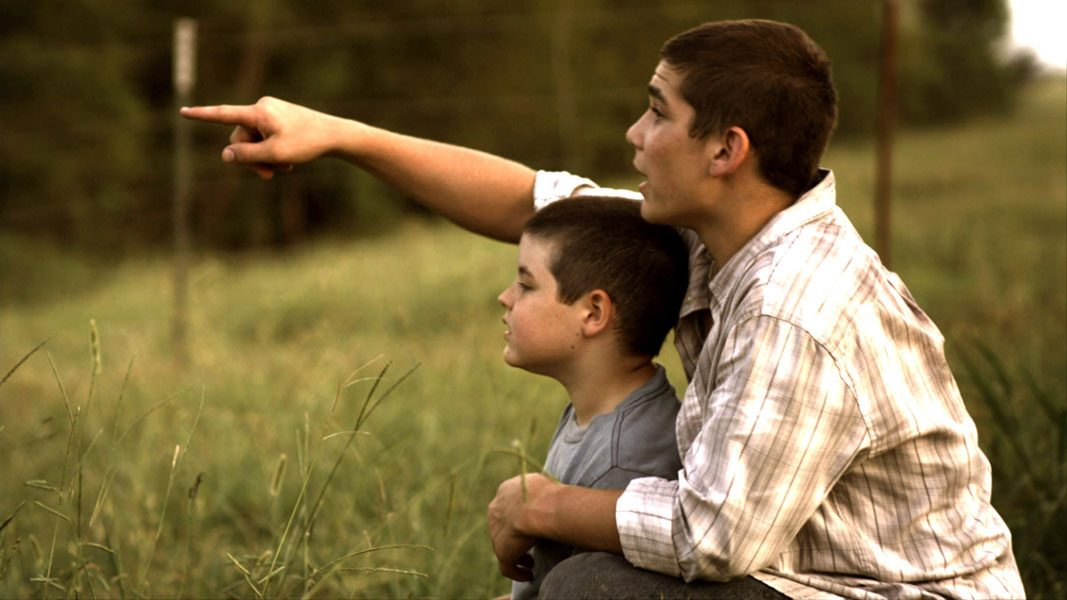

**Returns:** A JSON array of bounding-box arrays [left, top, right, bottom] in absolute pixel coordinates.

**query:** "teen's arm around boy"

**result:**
[[488, 473, 622, 582]]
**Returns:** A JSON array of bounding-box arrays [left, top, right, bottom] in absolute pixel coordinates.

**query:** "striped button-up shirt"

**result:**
[[534, 170, 1024, 599]]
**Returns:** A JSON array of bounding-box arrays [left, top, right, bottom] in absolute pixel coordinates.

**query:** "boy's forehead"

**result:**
[[649, 61, 683, 101], [517, 234, 557, 269], [519, 232, 556, 251]]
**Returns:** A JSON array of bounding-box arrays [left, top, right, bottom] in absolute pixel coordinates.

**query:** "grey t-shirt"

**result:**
[[511, 365, 682, 599]]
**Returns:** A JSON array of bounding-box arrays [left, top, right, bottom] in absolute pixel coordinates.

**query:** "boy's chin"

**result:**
[[502, 348, 522, 368], [502, 350, 552, 377], [639, 200, 677, 227]]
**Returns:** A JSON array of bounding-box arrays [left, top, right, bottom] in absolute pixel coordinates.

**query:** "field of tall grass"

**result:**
[[2, 79, 1064, 598]]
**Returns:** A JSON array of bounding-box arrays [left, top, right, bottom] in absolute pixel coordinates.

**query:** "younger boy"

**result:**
[[496, 196, 689, 599]]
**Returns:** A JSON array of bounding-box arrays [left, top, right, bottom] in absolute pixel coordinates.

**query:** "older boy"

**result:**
[[497, 196, 687, 599], [183, 18, 1023, 599]]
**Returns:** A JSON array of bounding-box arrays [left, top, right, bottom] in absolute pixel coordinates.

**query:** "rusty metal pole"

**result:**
[[173, 18, 196, 365], [550, 5, 580, 173], [875, 0, 899, 269]]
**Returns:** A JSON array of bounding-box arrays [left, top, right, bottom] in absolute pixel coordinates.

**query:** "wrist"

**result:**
[[327, 116, 370, 160], [516, 474, 560, 540]]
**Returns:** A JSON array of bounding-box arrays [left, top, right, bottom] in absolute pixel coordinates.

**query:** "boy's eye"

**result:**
[[650, 106, 665, 119], [516, 281, 531, 292]]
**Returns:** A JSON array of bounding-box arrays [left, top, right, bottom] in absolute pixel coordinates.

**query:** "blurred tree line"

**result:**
[[0, 0, 1036, 252]]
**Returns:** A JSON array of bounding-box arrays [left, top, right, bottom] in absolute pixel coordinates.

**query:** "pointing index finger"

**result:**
[[179, 104, 258, 127]]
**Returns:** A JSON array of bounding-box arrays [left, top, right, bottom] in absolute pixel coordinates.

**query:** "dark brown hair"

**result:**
[[522, 196, 688, 357], [661, 19, 838, 197]]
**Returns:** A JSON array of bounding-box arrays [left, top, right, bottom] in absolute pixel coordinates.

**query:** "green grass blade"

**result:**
[[356, 363, 420, 432], [138, 390, 204, 593], [0, 338, 49, 388], [112, 357, 134, 441], [353, 362, 391, 433], [313, 544, 434, 576], [336, 566, 429, 577], [226, 553, 263, 598], [309, 363, 419, 533], [0, 501, 27, 533], [86, 319, 101, 415], [42, 520, 60, 599], [267, 362, 419, 596], [44, 351, 74, 426]]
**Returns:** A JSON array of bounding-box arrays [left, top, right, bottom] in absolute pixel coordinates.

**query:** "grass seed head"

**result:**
[[89, 319, 101, 375], [270, 454, 288, 496]]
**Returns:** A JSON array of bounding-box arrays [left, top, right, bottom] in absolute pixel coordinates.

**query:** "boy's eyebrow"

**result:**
[[648, 84, 668, 105], [517, 265, 533, 278]]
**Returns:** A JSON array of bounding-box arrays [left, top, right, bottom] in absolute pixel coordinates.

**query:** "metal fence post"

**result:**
[[173, 18, 196, 364], [875, 0, 898, 269]]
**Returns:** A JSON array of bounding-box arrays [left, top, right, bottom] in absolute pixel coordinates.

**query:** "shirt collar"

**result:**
[[707, 169, 838, 305]]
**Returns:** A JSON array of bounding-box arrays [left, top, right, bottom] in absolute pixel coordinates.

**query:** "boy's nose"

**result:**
[[626, 117, 643, 149], [497, 289, 510, 308]]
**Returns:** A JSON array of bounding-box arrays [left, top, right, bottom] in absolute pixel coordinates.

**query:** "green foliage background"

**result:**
[[0, 0, 1036, 250]]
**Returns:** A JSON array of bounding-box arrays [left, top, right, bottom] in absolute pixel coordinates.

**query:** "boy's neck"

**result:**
[[560, 357, 658, 427], [692, 166, 796, 269]]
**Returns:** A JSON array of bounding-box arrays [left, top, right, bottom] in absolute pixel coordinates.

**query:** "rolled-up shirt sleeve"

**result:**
[[617, 477, 684, 575], [617, 314, 868, 582], [532, 170, 641, 209]]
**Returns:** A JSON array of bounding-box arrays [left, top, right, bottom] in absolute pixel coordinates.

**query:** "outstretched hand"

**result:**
[[180, 97, 341, 179]]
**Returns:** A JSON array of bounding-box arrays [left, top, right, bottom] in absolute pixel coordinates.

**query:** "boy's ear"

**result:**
[[580, 289, 614, 338], [707, 126, 751, 177]]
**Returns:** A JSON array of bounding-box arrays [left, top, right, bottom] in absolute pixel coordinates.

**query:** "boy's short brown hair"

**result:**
[[522, 196, 688, 358], [661, 19, 838, 197]]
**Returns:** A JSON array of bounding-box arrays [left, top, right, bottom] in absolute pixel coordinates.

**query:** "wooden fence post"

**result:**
[[172, 17, 196, 364], [875, 0, 899, 269]]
